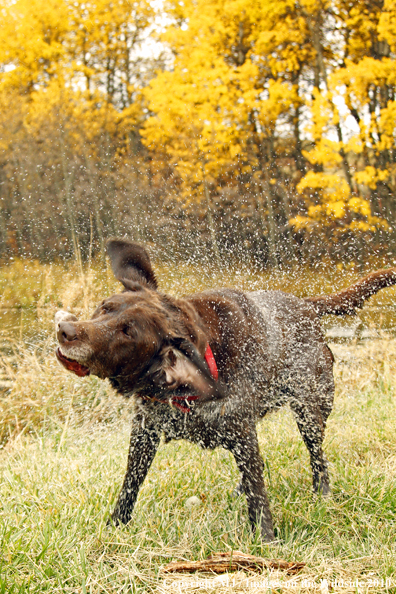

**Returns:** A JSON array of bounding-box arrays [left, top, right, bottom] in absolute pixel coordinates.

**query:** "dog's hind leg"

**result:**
[[290, 398, 331, 496], [111, 417, 161, 526], [226, 427, 275, 542]]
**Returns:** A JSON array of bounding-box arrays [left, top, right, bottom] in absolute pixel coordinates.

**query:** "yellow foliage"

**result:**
[[307, 90, 334, 143], [0, 0, 69, 90], [354, 167, 389, 191], [296, 170, 386, 235], [378, 0, 396, 52], [298, 171, 350, 199], [331, 57, 396, 104], [289, 214, 316, 230], [141, 0, 313, 204], [348, 197, 372, 217], [0, 0, 395, 243], [0, 0, 154, 168]]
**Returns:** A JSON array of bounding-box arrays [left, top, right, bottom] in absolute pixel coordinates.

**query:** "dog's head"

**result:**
[[55, 239, 224, 407]]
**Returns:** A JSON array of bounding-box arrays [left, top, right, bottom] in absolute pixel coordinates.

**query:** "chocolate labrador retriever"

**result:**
[[55, 240, 396, 541]]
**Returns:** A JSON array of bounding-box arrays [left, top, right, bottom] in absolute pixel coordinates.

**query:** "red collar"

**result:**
[[204, 343, 218, 380]]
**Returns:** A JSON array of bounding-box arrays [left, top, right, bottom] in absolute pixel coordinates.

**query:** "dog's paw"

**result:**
[[314, 478, 331, 498], [231, 480, 244, 498], [107, 509, 132, 528], [106, 514, 121, 528], [261, 532, 281, 545]]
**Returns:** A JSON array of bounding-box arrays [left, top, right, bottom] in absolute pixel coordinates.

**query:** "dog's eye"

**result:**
[[121, 325, 131, 337], [101, 304, 114, 313]]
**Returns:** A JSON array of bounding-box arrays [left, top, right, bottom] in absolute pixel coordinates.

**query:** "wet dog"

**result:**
[[56, 240, 396, 540]]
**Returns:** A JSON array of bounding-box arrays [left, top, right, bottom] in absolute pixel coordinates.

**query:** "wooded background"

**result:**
[[0, 0, 395, 265]]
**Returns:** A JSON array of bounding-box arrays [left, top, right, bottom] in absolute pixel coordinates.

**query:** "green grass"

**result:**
[[1, 260, 396, 592], [1, 341, 396, 592]]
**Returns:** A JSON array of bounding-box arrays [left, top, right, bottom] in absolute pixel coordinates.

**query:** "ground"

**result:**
[[1, 339, 395, 593]]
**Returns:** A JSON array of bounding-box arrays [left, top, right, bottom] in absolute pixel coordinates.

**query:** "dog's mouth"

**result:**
[[169, 394, 200, 413], [56, 348, 90, 377]]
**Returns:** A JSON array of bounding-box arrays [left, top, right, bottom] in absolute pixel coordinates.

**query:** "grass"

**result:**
[[1, 260, 396, 592], [2, 253, 396, 309]]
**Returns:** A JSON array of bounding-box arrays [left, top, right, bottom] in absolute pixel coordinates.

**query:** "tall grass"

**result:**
[[0, 260, 396, 592], [1, 254, 396, 309]]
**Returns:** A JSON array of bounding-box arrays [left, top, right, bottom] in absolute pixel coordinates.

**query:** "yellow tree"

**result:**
[[0, 0, 70, 91], [288, 0, 393, 252], [0, 0, 157, 258], [143, 0, 395, 262], [66, 0, 154, 109], [143, 0, 316, 264]]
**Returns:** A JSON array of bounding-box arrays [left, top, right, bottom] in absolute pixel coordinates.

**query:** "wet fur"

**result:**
[[56, 240, 396, 541]]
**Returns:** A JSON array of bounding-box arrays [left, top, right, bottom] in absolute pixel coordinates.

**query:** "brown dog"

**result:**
[[55, 240, 396, 541]]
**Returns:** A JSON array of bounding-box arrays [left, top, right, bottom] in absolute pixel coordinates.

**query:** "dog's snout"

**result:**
[[58, 322, 78, 343]]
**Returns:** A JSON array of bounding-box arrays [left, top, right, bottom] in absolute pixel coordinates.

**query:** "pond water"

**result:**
[[1, 301, 396, 344], [1, 301, 396, 391], [1, 260, 395, 392], [0, 307, 53, 388], [0, 306, 51, 344], [322, 305, 396, 339]]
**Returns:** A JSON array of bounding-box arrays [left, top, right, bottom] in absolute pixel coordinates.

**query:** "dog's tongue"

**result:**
[[56, 348, 90, 377]]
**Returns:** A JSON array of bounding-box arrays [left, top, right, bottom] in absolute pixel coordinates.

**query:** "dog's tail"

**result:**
[[305, 268, 396, 317]]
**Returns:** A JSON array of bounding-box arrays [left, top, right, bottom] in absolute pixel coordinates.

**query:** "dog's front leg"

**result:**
[[111, 417, 161, 526], [227, 428, 275, 542]]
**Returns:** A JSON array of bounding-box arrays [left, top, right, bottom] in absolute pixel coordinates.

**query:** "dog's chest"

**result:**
[[135, 382, 283, 449], [135, 398, 236, 447]]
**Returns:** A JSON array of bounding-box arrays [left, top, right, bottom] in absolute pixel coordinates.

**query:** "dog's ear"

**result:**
[[106, 239, 158, 290], [162, 338, 224, 402]]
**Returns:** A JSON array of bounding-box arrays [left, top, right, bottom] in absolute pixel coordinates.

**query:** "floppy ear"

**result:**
[[106, 239, 158, 290], [162, 339, 225, 402]]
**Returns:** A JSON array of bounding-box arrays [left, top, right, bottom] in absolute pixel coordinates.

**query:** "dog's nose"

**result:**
[[55, 310, 78, 332], [58, 322, 78, 343]]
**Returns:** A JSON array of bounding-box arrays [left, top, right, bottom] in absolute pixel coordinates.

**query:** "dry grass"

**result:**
[[0, 340, 395, 592], [0, 261, 396, 592]]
